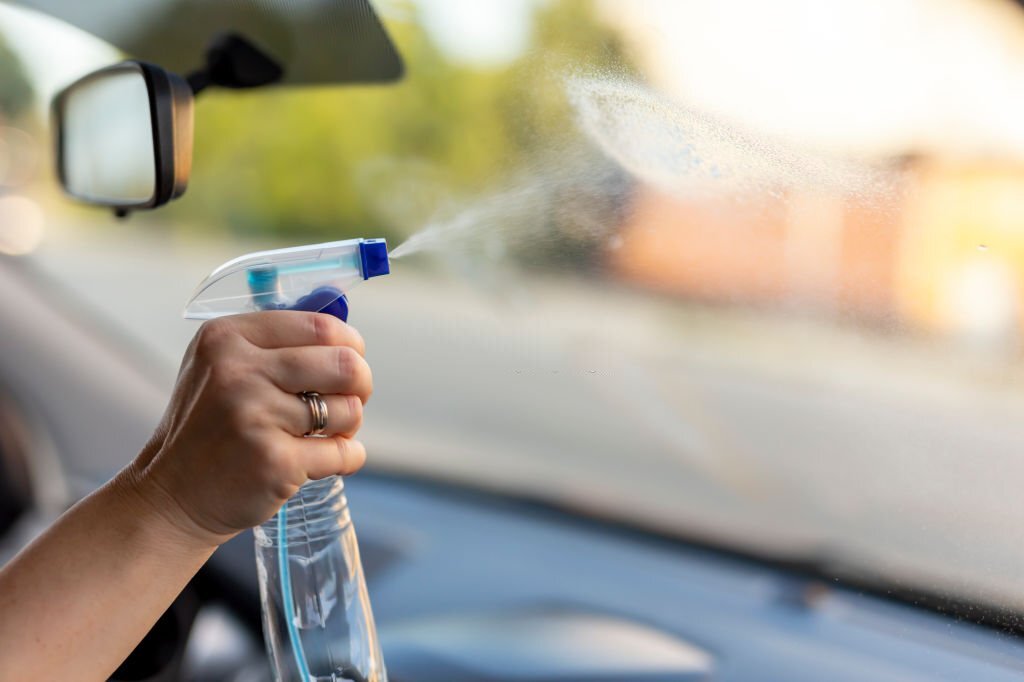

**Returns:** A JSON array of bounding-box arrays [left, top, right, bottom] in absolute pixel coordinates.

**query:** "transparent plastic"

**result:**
[[255, 477, 387, 682], [183, 238, 384, 319], [184, 238, 391, 682]]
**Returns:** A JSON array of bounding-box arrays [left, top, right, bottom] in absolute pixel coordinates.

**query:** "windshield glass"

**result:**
[[3, 0, 1024, 622]]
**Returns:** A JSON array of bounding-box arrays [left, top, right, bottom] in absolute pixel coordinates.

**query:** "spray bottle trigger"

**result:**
[[290, 286, 349, 322]]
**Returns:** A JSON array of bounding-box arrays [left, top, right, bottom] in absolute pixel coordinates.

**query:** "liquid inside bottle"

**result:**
[[254, 476, 387, 682]]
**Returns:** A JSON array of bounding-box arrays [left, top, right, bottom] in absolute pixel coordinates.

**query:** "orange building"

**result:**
[[608, 161, 1024, 348]]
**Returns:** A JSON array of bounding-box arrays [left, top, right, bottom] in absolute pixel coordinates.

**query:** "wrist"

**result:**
[[107, 461, 226, 557]]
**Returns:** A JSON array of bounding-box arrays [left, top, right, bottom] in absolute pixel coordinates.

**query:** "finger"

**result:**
[[225, 311, 365, 354], [300, 436, 367, 480], [276, 392, 364, 438], [263, 346, 373, 403]]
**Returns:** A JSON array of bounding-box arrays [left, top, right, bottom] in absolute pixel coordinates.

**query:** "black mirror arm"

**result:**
[[185, 33, 284, 96], [186, 70, 212, 96]]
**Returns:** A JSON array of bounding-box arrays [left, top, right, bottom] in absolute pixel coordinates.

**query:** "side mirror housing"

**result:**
[[53, 60, 193, 212]]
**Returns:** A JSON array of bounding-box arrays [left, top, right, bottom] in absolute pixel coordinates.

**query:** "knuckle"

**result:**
[[348, 326, 367, 356], [194, 318, 235, 358], [363, 365, 374, 403], [342, 395, 363, 435], [335, 345, 360, 382], [336, 438, 366, 475], [310, 313, 365, 356], [334, 438, 352, 473], [310, 313, 342, 347]]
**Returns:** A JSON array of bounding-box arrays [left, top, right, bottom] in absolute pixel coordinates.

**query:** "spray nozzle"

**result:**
[[358, 238, 390, 279], [184, 237, 389, 320]]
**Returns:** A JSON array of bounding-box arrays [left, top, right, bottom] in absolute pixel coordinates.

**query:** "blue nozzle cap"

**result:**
[[359, 239, 390, 280]]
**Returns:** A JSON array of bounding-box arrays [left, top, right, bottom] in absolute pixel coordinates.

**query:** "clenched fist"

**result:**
[[124, 311, 373, 546]]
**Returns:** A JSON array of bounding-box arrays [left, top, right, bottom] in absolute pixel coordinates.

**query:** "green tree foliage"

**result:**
[[157, 0, 634, 242]]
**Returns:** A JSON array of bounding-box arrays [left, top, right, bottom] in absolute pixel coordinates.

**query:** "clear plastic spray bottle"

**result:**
[[185, 238, 391, 682]]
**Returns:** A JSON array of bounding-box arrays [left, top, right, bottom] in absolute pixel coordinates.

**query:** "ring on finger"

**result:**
[[298, 391, 328, 437]]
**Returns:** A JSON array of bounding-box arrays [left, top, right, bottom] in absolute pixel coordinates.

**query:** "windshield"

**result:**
[[3, 0, 1024, 622]]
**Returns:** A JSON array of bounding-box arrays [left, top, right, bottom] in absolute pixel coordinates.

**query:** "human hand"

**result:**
[[121, 311, 373, 547]]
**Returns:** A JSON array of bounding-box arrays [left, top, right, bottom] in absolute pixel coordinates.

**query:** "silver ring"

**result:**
[[299, 391, 328, 436]]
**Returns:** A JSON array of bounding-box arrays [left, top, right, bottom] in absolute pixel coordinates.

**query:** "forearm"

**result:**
[[0, 468, 218, 681]]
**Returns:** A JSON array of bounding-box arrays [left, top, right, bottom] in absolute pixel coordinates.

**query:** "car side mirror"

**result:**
[[52, 60, 193, 213]]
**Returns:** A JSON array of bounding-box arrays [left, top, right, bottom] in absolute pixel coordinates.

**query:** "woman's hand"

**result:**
[[0, 309, 374, 680], [124, 311, 373, 547]]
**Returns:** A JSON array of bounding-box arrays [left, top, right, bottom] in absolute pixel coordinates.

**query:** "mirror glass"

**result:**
[[60, 65, 155, 204]]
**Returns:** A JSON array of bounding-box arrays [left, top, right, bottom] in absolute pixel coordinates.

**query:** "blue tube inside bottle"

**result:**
[[251, 265, 312, 679], [278, 507, 313, 681]]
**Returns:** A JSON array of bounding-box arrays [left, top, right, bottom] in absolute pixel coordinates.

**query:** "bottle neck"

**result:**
[[254, 475, 350, 545]]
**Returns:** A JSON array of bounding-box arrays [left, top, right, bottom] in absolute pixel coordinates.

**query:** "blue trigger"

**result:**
[[290, 286, 349, 322]]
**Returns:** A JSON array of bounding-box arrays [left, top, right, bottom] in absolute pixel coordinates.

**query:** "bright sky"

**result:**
[[413, 0, 538, 67], [603, 0, 1024, 159]]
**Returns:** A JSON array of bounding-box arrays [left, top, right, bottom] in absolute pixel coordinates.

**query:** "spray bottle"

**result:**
[[184, 238, 391, 682]]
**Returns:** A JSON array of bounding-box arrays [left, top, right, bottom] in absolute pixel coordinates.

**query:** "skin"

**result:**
[[0, 311, 373, 681]]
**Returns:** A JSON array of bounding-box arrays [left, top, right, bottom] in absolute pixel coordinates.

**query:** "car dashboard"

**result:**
[[274, 472, 1024, 682]]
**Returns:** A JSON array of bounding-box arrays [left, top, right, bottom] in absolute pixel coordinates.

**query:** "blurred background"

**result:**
[[3, 0, 1024, 628]]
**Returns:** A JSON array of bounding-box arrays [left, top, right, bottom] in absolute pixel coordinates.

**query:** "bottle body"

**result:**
[[254, 476, 387, 682]]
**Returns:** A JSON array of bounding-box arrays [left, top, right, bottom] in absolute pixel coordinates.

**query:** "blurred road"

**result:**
[[28, 220, 1024, 613]]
